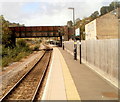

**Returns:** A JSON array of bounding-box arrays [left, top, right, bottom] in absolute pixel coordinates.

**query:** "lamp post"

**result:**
[[68, 7, 77, 60], [68, 8, 75, 39]]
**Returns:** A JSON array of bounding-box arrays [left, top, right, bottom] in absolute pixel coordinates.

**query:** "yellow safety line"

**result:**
[[57, 48, 81, 100]]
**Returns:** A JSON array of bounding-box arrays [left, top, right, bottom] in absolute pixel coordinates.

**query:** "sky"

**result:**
[[1, 0, 118, 26]]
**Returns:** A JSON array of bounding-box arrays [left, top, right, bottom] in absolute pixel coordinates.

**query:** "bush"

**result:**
[[1, 39, 33, 68], [2, 46, 8, 57], [2, 57, 11, 67], [17, 39, 27, 48], [33, 45, 39, 51], [14, 52, 28, 62]]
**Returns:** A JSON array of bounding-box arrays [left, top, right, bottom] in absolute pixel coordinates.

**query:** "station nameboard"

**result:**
[[75, 28, 80, 36]]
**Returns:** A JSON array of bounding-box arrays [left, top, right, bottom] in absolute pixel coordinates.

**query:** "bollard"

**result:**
[[63, 43, 64, 50], [79, 42, 82, 64], [74, 41, 77, 60]]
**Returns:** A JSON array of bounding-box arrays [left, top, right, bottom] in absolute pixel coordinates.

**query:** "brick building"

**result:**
[[63, 26, 74, 41]]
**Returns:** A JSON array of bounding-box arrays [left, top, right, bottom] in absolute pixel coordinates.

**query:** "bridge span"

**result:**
[[9, 26, 64, 46]]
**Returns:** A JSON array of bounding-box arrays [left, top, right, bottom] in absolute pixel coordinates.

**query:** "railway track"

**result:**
[[0, 48, 52, 101]]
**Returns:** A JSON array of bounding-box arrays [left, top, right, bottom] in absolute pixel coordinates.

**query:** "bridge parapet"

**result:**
[[9, 26, 64, 38]]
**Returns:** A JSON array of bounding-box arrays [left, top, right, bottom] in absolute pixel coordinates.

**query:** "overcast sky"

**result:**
[[1, 0, 116, 26]]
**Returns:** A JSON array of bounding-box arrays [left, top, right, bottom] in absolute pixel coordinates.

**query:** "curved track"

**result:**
[[0, 48, 52, 101]]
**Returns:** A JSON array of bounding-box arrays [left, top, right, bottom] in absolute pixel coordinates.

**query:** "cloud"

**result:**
[[1, 0, 114, 26], [21, 3, 71, 26]]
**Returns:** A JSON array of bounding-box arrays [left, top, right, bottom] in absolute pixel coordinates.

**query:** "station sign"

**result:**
[[75, 28, 80, 36]]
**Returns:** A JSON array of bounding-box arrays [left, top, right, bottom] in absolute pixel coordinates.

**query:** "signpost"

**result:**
[[75, 28, 82, 64]]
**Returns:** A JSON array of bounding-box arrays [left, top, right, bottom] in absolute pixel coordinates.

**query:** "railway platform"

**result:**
[[42, 47, 118, 101]]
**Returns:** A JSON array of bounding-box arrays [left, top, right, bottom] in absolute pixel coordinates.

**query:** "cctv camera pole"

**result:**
[[73, 8, 77, 60]]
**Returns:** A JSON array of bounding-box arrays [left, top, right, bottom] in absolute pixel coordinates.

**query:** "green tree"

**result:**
[[0, 15, 13, 48], [100, 1, 120, 15], [67, 21, 73, 27], [100, 6, 109, 15], [109, 1, 120, 11], [90, 11, 99, 19]]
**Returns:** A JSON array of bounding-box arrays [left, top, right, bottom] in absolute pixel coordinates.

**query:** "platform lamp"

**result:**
[[68, 7, 77, 60]]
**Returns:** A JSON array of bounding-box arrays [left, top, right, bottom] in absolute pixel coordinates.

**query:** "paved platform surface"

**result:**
[[42, 47, 118, 101], [59, 47, 118, 100], [42, 47, 80, 100]]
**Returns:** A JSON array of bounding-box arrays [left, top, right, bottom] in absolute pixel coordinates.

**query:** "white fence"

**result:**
[[64, 39, 118, 87]]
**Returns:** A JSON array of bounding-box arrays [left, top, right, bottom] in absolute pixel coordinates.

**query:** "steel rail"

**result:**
[[31, 51, 52, 101], [0, 51, 46, 102]]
